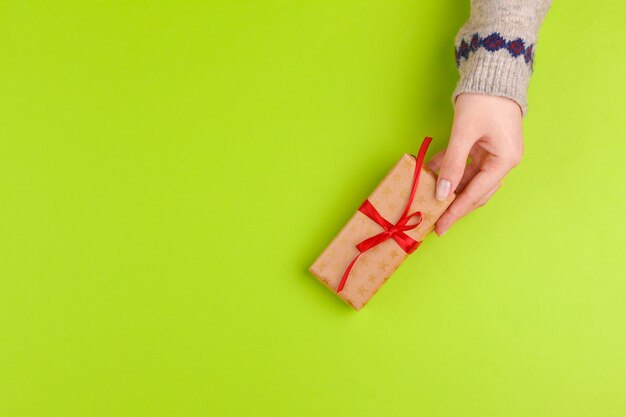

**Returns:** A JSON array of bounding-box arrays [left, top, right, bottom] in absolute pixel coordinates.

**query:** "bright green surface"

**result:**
[[1, 1, 624, 416]]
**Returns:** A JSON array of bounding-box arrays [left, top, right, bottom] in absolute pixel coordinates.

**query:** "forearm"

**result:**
[[453, 0, 552, 115]]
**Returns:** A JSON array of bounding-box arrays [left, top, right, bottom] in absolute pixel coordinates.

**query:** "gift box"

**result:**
[[309, 137, 455, 310]]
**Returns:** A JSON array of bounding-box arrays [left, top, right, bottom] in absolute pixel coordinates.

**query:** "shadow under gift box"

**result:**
[[309, 153, 455, 310]]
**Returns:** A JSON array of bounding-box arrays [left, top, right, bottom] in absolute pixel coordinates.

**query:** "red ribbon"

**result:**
[[336, 137, 432, 293]]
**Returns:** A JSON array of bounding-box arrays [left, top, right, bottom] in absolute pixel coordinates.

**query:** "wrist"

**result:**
[[454, 92, 523, 118]]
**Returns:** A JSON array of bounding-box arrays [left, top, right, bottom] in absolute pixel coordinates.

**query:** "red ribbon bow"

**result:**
[[336, 137, 432, 293]]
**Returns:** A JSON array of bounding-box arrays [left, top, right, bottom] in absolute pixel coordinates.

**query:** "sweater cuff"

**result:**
[[453, 37, 533, 116]]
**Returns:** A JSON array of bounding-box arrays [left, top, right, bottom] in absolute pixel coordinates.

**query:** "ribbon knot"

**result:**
[[336, 137, 433, 293]]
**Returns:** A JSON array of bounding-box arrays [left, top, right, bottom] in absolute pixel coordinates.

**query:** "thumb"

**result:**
[[436, 135, 473, 201]]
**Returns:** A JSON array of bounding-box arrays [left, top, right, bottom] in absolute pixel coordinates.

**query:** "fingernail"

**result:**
[[436, 179, 451, 201]]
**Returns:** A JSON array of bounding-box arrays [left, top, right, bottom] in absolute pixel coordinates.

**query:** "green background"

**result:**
[[1, 1, 625, 416]]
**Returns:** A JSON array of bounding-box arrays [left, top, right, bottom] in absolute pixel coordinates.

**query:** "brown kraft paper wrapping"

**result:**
[[309, 153, 455, 310]]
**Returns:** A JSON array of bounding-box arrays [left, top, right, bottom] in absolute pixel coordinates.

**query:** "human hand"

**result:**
[[427, 93, 524, 236]]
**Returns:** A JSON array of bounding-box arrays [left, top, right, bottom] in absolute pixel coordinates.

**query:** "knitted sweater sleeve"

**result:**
[[453, 0, 552, 115]]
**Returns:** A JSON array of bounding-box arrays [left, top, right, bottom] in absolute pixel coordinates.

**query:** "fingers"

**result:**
[[456, 146, 489, 192], [456, 161, 480, 192], [435, 135, 473, 202], [435, 182, 500, 236], [427, 151, 444, 172], [477, 185, 499, 207], [429, 146, 485, 193], [435, 159, 509, 235]]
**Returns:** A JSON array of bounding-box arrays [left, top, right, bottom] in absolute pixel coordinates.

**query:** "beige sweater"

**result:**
[[453, 0, 552, 115]]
